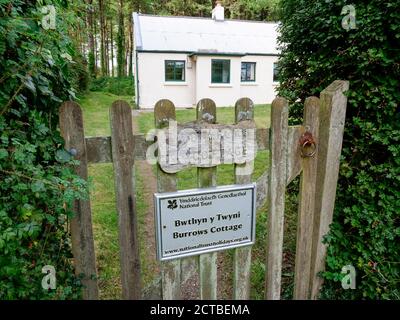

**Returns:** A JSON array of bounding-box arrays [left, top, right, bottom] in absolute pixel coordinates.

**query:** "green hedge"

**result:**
[[89, 76, 134, 96], [278, 0, 400, 299], [0, 1, 88, 299]]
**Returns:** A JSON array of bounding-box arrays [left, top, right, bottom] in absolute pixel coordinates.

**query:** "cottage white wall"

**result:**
[[135, 52, 279, 108], [195, 55, 242, 107], [195, 55, 278, 106], [239, 55, 279, 105], [136, 52, 196, 108]]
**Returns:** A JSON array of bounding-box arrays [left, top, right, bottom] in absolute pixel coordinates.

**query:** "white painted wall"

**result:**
[[136, 52, 196, 108], [195, 55, 242, 107], [239, 55, 279, 105], [135, 52, 279, 109]]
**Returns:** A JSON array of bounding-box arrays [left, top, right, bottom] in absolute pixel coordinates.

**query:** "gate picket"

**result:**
[[197, 98, 218, 300], [154, 99, 181, 300], [233, 97, 255, 300], [110, 100, 141, 299], [265, 97, 289, 300], [309, 80, 349, 299], [59, 101, 99, 300], [293, 97, 320, 299], [59, 80, 348, 301]]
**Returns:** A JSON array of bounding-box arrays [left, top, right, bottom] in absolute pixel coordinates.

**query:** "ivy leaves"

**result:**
[[0, 1, 85, 299], [278, 0, 400, 299]]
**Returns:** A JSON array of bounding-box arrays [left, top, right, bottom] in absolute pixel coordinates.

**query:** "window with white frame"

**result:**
[[211, 59, 230, 83], [165, 60, 185, 81], [241, 62, 256, 82]]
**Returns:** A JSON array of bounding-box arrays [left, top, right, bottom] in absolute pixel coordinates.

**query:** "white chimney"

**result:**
[[212, 2, 224, 21]]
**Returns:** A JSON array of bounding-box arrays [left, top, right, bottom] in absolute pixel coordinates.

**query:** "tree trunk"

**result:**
[[125, 20, 129, 77], [110, 18, 114, 77], [87, 0, 96, 77], [94, 12, 98, 76], [117, 0, 125, 78], [99, 0, 107, 76], [128, 12, 133, 77], [105, 17, 109, 76]]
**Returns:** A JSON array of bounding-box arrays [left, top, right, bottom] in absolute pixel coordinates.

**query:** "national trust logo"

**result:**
[[167, 199, 178, 210]]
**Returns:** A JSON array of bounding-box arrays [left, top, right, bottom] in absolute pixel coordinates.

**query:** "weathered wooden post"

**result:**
[[197, 98, 218, 300], [265, 97, 289, 300], [154, 99, 181, 300], [110, 100, 141, 299], [59, 101, 99, 300], [309, 80, 349, 299], [293, 97, 320, 299], [234, 97, 255, 300]]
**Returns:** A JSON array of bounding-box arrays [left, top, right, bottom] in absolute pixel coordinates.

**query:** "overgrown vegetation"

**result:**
[[278, 0, 400, 299], [147, 0, 280, 21], [0, 1, 90, 299], [220, 0, 280, 21], [89, 76, 134, 96]]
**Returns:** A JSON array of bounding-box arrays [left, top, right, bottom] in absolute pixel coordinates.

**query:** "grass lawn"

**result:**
[[137, 104, 271, 134], [79, 91, 297, 299], [79, 92, 131, 299], [78, 91, 133, 136]]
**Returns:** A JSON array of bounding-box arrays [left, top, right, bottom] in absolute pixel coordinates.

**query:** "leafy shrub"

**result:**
[[71, 53, 90, 93], [89, 76, 134, 96], [278, 0, 400, 299], [0, 1, 89, 299]]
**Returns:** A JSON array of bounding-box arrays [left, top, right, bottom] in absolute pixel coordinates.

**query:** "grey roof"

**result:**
[[133, 13, 280, 55]]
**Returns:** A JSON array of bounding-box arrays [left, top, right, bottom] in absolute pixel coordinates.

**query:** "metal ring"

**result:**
[[300, 141, 316, 157]]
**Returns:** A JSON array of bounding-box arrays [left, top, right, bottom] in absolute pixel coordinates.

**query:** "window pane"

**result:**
[[222, 60, 230, 83], [212, 59, 230, 83], [212, 60, 221, 82], [212, 69, 222, 83], [241, 64, 247, 81], [273, 62, 279, 82], [175, 62, 185, 81], [165, 62, 174, 81], [241, 62, 256, 81], [165, 60, 185, 81], [248, 63, 255, 80], [165, 69, 174, 80]]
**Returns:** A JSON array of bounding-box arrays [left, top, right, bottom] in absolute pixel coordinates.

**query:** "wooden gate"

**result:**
[[59, 80, 348, 300]]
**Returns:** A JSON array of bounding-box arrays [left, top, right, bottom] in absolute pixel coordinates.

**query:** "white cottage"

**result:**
[[133, 4, 280, 109]]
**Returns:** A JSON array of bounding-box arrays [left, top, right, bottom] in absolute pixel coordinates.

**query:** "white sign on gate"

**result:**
[[154, 184, 256, 261]]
